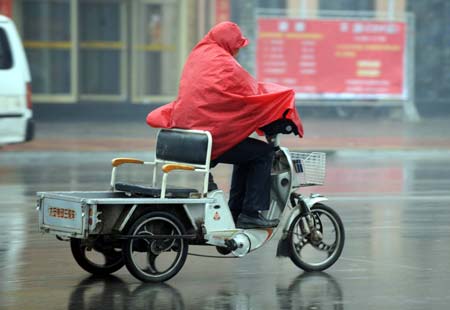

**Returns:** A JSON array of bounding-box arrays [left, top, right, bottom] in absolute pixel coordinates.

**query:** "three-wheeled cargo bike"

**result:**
[[37, 120, 345, 282]]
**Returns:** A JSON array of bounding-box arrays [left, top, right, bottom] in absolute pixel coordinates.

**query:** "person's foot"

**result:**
[[236, 212, 279, 229], [208, 181, 218, 191], [231, 211, 240, 224], [208, 173, 218, 191]]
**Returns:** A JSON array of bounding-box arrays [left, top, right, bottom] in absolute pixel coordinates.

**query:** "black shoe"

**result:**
[[236, 212, 279, 229], [208, 173, 218, 191], [208, 182, 218, 191], [231, 211, 240, 224]]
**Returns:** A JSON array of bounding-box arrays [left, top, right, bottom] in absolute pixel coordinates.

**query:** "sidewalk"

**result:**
[[2, 118, 450, 153]]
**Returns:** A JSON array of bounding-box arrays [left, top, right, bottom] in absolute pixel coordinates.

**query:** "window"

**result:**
[[0, 28, 13, 69], [132, 0, 181, 99], [257, 0, 286, 9], [408, 0, 450, 114], [22, 0, 71, 94], [319, 0, 374, 11], [79, 0, 123, 96]]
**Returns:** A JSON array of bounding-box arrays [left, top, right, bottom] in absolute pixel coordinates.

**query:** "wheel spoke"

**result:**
[[159, 230, 176, 252], [294, 237, 309, 253], [291, 231, 306, 238], [311, 241, 337, 257], [147, 252, 159, 273], [142, 228, 151, 235]]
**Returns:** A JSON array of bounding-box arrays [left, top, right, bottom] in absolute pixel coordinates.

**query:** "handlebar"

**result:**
[[259, 119, 299, 136], [260, 119, 299, 148]]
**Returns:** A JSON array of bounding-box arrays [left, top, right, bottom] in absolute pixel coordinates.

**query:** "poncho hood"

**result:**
[[147, 21, 303, 159], [203, 21, 249, 55]]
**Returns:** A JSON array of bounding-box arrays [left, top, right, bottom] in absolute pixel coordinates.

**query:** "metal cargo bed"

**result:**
[[37, 190, 214, 238]]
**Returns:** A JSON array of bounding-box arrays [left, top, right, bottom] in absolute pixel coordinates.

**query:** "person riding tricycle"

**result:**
[[147, 21, 303, 229]]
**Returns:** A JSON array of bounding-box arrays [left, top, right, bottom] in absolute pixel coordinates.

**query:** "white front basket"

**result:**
[[290, 152, 326, 187]]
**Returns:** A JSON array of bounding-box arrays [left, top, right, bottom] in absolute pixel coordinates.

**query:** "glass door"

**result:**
[[21, 0, 76, 102], [79, 0, 127, 101], [131, 0, 182, 103]]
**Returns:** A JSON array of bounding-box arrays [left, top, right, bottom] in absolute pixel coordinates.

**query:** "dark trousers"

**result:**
[[211, 138, 274, 219]]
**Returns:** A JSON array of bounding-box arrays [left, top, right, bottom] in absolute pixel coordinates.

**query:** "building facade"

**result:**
[[8, 0, 206, 105], [1, 0, 449, 116]]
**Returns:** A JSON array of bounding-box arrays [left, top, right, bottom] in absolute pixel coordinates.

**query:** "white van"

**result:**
[[0, 14, 33, 145]]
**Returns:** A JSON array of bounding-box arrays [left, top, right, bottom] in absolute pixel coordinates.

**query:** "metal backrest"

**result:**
[[155, 128, 213, 196], [156, 129, 211, 166]]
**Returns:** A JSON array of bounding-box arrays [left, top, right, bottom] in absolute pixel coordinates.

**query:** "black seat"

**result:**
[[115, 182, 198, 198]]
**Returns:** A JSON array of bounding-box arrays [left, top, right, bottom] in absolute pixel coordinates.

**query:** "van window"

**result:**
[[0, 28, 13, 69]]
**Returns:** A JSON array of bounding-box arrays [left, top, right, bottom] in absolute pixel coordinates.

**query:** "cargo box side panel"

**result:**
[[41, 198, 85, 234]]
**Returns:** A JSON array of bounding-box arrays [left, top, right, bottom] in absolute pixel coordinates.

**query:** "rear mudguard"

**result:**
[[276, 194, 328, 257]]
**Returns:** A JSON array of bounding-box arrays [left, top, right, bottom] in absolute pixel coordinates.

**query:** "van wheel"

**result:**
[[25, 119, 34, 141]]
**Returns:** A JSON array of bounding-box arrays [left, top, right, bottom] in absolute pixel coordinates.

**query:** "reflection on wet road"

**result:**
[[1, 151, 450, 309], [64, 272, 343, 310]]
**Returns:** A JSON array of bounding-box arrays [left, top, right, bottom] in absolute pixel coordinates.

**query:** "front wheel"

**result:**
[[122, 211, 189, 283], [287, 203, 345, 272]]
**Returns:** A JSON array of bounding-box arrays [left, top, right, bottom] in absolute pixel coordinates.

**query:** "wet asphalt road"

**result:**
[[1, 150, 450, 310]]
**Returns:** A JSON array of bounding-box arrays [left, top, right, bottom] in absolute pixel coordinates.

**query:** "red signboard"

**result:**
[[0, 0, 13, 18], [257, 18, 407, 100], [215, 0, 230, 24]]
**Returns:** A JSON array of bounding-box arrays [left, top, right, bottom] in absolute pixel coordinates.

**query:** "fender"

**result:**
[[283, 194, 328, 237], [276, 194, 328, 257], [302, 194, 329, 209]]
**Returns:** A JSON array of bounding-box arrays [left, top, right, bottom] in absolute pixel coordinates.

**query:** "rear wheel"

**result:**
[[70, 236, 124, 275], [287, 203, 345, 272], [122, 211, 188, 283]]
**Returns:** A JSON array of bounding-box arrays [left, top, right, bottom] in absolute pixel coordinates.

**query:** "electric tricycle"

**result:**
[[37, 120, 345, 282]]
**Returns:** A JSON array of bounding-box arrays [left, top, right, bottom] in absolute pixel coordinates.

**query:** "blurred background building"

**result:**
[[0, 0, 449, 119]]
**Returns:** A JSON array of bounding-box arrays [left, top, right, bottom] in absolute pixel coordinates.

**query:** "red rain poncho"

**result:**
[[146, 21, 303, 159]]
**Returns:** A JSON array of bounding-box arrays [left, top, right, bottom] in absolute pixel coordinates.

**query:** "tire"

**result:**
[[25, 119, 34, 142], [287, 203, 345, 272], [70, 237, 125, 276], [122, 211, 189, 283]]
